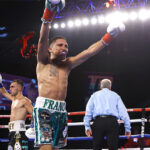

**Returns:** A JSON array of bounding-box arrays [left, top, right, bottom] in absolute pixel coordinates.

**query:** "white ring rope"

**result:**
[[0, 118, 147, 128]]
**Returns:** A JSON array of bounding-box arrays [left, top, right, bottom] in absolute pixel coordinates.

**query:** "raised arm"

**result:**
[[69, 22, 125, 69], [37, 23, 50, 63], [37, 0, 65, 63], [0, 74, 14, 101]]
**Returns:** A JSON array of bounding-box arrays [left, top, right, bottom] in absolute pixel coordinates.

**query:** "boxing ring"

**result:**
[[0, 108, 150, 149]]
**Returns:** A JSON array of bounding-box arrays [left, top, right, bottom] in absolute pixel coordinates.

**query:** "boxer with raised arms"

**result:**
[[32, 0, 125, 149]]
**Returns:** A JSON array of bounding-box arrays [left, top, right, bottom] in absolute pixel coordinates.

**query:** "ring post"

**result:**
[[140, 108, 145, 150]]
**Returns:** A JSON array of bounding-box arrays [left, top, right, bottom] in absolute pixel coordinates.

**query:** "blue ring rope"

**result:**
[[0, 134, 150, 142]]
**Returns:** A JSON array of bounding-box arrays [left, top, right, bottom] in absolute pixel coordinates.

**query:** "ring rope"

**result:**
[[0, 119, 147, 129], [0, 114, 31, 118], [0, 125, 30, 129], [0, 107, 150, 118], [68, 108, 150, 116], [66, 134, 150, 141], [0, 134, 150, 142], [68, 119, 147, 126]]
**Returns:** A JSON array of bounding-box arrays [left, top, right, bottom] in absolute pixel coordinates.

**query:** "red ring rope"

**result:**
[[0, 108, 150, 118]]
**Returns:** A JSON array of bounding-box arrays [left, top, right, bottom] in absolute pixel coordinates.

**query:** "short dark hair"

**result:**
[[12, 79, 24, 88], [49, 36, 66, 47]]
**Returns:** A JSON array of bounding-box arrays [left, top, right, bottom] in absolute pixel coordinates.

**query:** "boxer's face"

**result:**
[[49, 39, 68, 61], [9, 82, 19, 96]]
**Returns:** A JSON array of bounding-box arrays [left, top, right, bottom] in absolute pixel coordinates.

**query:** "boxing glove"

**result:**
[[41, 0, 65, 23], [0, 74, 3, 88], [101, 22, 125, 46]]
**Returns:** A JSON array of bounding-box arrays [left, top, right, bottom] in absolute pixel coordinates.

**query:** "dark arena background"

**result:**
[[0, 0, 150, 149]]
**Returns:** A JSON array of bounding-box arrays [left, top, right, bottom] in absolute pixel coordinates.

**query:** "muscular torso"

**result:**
[[10, 97, 29, 122], [36, 61, 70, 101]]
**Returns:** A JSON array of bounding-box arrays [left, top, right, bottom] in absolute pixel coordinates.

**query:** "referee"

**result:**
[[84, 79, 131, 150]]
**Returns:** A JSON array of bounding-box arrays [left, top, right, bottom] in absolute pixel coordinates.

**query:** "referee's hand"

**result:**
[[125, 131, 131, 139], [85, 129, 92, 137]]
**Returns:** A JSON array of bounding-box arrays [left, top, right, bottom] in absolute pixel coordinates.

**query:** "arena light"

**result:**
[[67, 20, 74, 28], [105, 2, 110, 8], [74, 19, 82, 27], [91, 17, 98, 25], [129, 12, 138, 21], [60, 23, 66, 28], [138, 9, 150, 21], [105, 0, 116, 9], [148, 10, 150, 19], [98, 15, 105, 24], [121, 12, 129, 22], [112, 12, 123, 23], [53, 23, 59, 29], [105, 13, 114, 24], [51, 7, 150, 30], [82, 18, 89, 26]]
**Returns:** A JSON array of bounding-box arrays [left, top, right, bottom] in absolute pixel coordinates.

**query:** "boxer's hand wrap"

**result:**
[[0, 74, 3, 88], [101, 22, 125, 46], [41, 0, 65, 23], [101, 33, 114, 46]]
